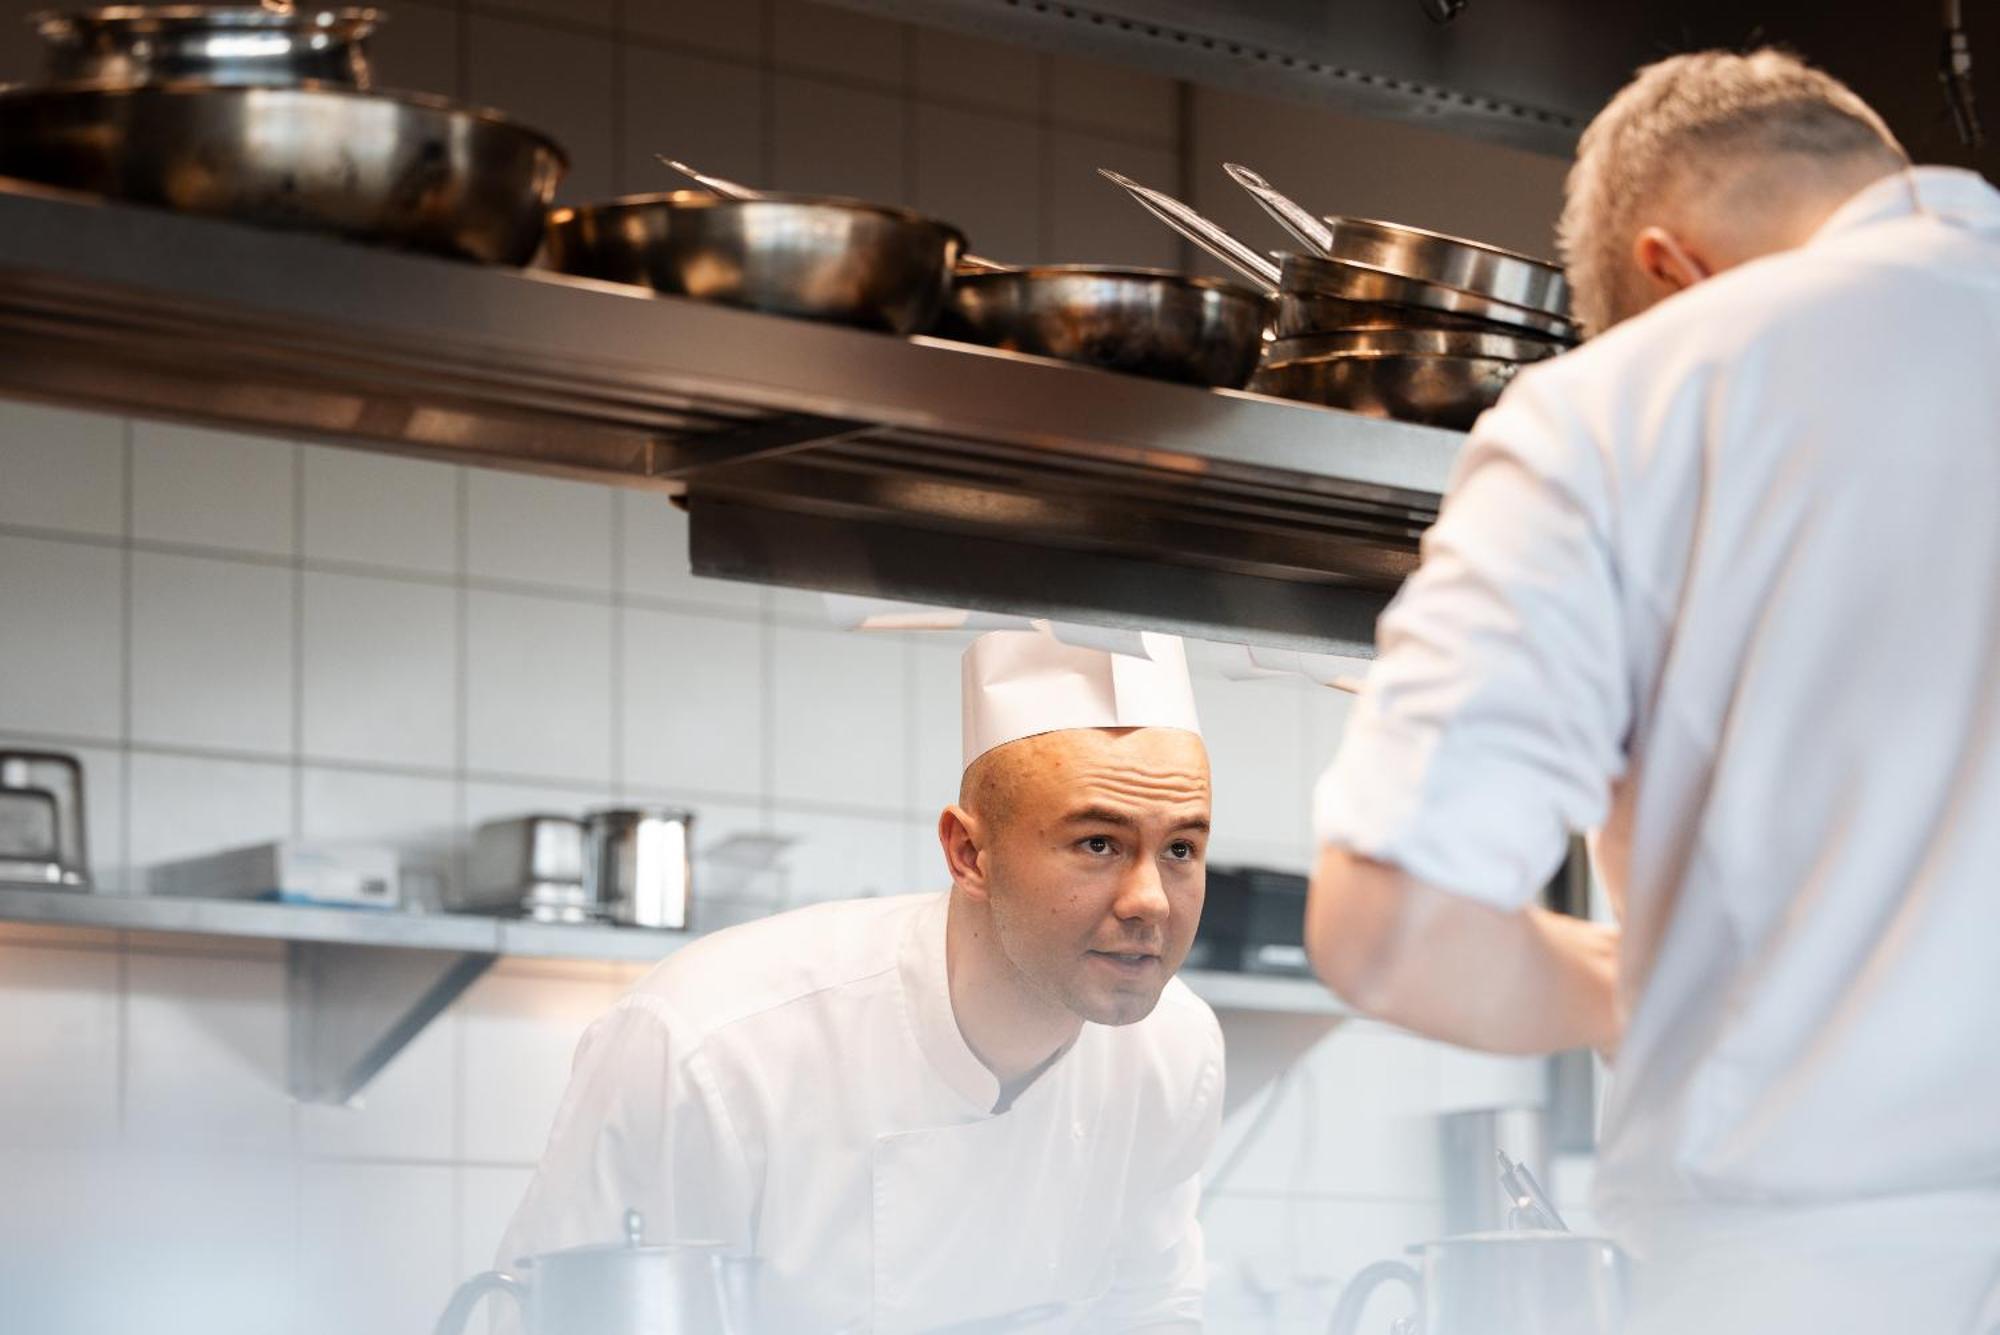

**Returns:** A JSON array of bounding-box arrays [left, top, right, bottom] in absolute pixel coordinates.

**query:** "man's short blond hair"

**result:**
[[1558, 48, 1907, 336]]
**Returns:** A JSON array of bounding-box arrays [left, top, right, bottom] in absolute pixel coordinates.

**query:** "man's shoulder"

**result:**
[[625, 892, 933, 1038]]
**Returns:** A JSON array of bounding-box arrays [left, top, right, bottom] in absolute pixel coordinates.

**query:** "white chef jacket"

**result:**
[[1316, 167, 2000, 1331], [497, 891, 1224, 1334]]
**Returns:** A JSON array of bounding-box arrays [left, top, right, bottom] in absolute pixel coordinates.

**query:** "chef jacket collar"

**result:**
[[901, 892, 1006, 1114], [1811, 165, 2000, 245]]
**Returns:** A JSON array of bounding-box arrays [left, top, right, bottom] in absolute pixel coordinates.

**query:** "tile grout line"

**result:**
[[290, 444, 306, 841], [115, 416, 134, 1136], [608, 491, 627, 800], [453, 467, 471, 903]]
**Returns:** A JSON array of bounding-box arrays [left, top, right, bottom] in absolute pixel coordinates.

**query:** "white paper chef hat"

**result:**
[[962, 625, 1202, 769]]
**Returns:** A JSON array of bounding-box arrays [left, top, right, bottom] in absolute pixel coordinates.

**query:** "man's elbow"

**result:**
[[1304, 846, 1408, 1015]]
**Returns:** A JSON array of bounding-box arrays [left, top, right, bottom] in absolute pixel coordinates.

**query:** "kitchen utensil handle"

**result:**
[[432, 1270, 526, 1335], [1096, 168, 1282, 292], [1326, 1259, 1422, 1335], [1222, 162, 1336, 254]]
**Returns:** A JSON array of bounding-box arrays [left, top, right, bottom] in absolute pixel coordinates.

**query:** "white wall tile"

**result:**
[[621, 490, 766, 612], [624, 0, 764, 59], [460, 1164, 536, 1276], [299, 1162, 457, 1335], [0, 1147, 136, 1334], [773, 0, 906, 85], [466, 13, 617, 204], [622, 607, 764, 797], [300, 446, 459, 577], [0, 944, 119, 1149], [770, 625, 908, 807], [914, 27, 1038, 116], [299, 767, 458, 879], [0, 401, 124, 537], [621, 46, 767, 194], [130, 421, 295, 557], [128, 750, 293, 873], [1194, 675, 1312, 862], [300, 571, 457, 769], [1303, 677, 1357, 786], [913, 104, 1040, 265], [117, 1150, 300, 1335], [1043, 52, 1175, 144], [465, 470, 615, 594], [130, 551, 294, 756], [124, 951, 294, 1154], [769, 808, 913, 905], [463, 777, 609, 833], [0, 534, 122, 740], [910, 640, 962, 815], [456, 967, 617, 1163], [368, 0, 461, 98], [1045, 130, 1181, 268], [299, 996, 457, 1159], [465, 589, 613, 782], [772, 74, 908, 204]]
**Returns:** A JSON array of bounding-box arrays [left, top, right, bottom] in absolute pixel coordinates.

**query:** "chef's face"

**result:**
[[961, 727, 1210, 1026]]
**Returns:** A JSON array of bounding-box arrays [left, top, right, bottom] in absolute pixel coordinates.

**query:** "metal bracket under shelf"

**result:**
[[286, 940, 496, 1106]]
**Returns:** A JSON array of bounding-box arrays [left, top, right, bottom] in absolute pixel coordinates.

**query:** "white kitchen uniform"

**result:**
[[1316, 167, 2000, 1333], [497, 891, 1224, 1334]]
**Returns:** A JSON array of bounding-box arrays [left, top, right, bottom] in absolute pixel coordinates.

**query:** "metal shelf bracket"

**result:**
[[286, 939, 497, 1105]]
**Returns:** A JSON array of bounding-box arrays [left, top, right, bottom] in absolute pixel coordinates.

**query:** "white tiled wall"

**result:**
[[0, 3, 1573, 1331]]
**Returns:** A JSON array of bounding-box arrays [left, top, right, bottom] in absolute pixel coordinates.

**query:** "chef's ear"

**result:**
[[938, 805, 991, 899], [1632, 225, 1712, 299]]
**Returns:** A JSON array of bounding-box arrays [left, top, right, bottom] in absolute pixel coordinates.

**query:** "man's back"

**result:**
[[1487, 168, 2000, 1217]]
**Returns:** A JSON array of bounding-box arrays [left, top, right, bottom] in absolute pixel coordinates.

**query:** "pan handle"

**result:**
[[1097, 168, 1281, 293], [1223, 162, 1335, 254]]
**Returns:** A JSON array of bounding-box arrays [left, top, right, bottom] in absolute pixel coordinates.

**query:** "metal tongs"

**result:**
[[1496, 1149, 1568, 1232]]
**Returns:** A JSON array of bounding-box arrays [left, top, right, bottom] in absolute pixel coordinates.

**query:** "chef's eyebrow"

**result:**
[[1062, 806, 1211, 835]]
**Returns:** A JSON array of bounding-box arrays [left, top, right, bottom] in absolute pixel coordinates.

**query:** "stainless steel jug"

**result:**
[[1326, 1231, 1626, 1335], [585, 807, 695, 929], [433, 1209, 744, 1335]]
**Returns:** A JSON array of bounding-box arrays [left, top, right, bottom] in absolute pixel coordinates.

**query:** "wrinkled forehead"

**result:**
[[1011, 726, 1211, 810]]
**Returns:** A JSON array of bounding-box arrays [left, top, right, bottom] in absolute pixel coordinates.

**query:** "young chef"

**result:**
[[498, 625, 1224, 1334], [1303, 50, 2000, 1335]]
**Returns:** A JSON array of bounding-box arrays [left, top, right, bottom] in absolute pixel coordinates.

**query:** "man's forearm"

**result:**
[[1305, 846, 1620, 1055]]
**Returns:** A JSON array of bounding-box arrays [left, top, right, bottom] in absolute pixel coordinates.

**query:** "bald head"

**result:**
[[1560, 49, 1908, 336]]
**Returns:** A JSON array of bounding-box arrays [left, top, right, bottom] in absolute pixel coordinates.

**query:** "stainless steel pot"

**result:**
[[1317, 215, 1570, 321], [0, 83, 565, 264], [942, 265, 1270, 388], [1327, 1231, 1627, 1335], [30, 5, 382, 88], [585, 806, 694, 930], [1280, 251, 1578, 341], [435, 1209, 748, 1335], [1249, 329, 1547, 429], [545, 191, 967, 335]]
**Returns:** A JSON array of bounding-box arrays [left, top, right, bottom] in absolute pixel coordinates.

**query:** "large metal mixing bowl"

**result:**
[[31, 5, 382, 88], [942, 266, 1270, 388], [545, 191, 966, 336], [0, 83, 565, 263]]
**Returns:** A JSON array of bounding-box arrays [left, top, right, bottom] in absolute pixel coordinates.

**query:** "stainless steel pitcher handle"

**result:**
[[1326, 1259, 1423, 1335], [433, 1270, 527, 1335]]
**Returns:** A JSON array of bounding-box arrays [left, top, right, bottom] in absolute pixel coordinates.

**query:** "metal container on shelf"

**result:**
[[0, 750, 88, 887], [1327, 1231, 1627, 1335], [460, 814, 590, 921], [584, 806, 694, 930], [545, 191, 966, 335], [0, 83, 566, 264], [30, 5, 383, 89]]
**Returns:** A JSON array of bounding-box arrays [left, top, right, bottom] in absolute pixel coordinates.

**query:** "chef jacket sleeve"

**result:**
[[1314, 374, 1630, 911], [1088, 1014, 1225, 1330], [489, 995, 756, 1329]]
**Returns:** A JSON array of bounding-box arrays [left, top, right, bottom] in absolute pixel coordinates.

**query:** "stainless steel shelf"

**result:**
[[0, 885, 1345, 1070], [0, 181, 1458, 652]]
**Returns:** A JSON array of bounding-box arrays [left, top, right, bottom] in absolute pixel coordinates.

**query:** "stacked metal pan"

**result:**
[[1102, 166, 1578, 429], [1255, 218, 1577, 430], [0, 6, 566, 264]]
